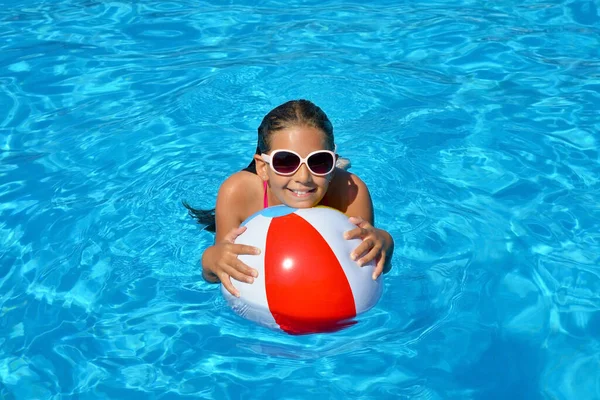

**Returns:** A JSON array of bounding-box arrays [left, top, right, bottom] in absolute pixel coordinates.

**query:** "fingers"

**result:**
[[355, 243, 386, 281], [345, 217, 386, 280], [218, 258, 258, 297], [348, 216, 365, 226], [356, 240, 382, 267], [350, 237, 374, 262], [223, 226, 247, 243], [372, 254, 386, 280], [345, 217, 374, 240], [231, 244, 260, 279], [348, 216, 373, 229], [350, 236, 385, 280], [234, 244, 261, 256], [223, 227, 261, 256], [231, 258, 258, 281], [344, 226, 368, 240], [220, 275, 240, 297]]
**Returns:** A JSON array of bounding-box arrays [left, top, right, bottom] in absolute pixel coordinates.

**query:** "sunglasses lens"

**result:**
[[308, 152, 335, 175], [272, 151, 301, 174]]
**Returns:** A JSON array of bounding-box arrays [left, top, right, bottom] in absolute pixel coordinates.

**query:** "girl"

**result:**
[[194, 99, 394, 297]]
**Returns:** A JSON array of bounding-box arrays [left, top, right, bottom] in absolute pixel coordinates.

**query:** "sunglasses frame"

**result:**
[[261, 145, 338, 176]]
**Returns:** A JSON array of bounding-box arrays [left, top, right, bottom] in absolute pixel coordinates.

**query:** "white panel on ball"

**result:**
[[220, 214, 277, 329]]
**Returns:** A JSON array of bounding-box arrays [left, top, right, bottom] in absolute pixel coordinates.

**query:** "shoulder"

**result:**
[[325, 168, 373, 222], [214, 171, 263, 239], [218, 171, 254, 194], [217, 171, 261, 203], [343, 169, 369, 191], [329, 168, 370, 199]]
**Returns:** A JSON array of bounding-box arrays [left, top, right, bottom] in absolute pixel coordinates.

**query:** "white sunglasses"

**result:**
[[261, 145, 338, 176]]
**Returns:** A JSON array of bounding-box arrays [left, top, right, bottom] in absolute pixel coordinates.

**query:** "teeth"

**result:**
[[292, 190, 309, 195]]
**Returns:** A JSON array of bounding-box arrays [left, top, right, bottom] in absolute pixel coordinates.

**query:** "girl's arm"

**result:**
[[201, 173, 261, 295], [343, 174, 395, 278]]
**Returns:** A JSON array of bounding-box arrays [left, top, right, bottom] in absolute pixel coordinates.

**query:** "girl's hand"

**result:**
[[202, 226, 261, 297], [344, 217, 388, 280]]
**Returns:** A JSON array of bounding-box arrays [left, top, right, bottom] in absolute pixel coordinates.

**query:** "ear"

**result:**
[[254, 154, 268, 180]]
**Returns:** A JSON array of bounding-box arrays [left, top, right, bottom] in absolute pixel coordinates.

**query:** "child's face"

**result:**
[[256, 125, 335, 209]]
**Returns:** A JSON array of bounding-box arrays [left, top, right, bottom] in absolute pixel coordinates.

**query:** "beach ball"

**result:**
[[221, 205, 383, 334]]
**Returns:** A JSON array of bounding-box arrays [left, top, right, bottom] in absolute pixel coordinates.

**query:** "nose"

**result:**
[[293, 162, 312, 182]]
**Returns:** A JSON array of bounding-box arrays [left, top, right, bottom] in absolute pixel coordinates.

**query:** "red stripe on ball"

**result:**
[[265, 212, 356, 334]]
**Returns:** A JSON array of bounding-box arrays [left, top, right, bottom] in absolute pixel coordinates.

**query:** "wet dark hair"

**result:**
[[183, 99, 334, 232]]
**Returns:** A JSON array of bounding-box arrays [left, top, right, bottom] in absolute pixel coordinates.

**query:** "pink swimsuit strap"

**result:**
[[263, 180, 268, 209]]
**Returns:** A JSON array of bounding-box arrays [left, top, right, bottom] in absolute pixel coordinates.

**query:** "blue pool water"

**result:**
[[1, 0, 599, 398]]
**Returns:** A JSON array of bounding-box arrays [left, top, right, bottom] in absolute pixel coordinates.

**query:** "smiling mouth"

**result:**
[[288, 188, 317, 196]]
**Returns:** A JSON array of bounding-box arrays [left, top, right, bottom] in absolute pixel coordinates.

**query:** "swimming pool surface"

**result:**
[[1, 0, 599, 399]]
